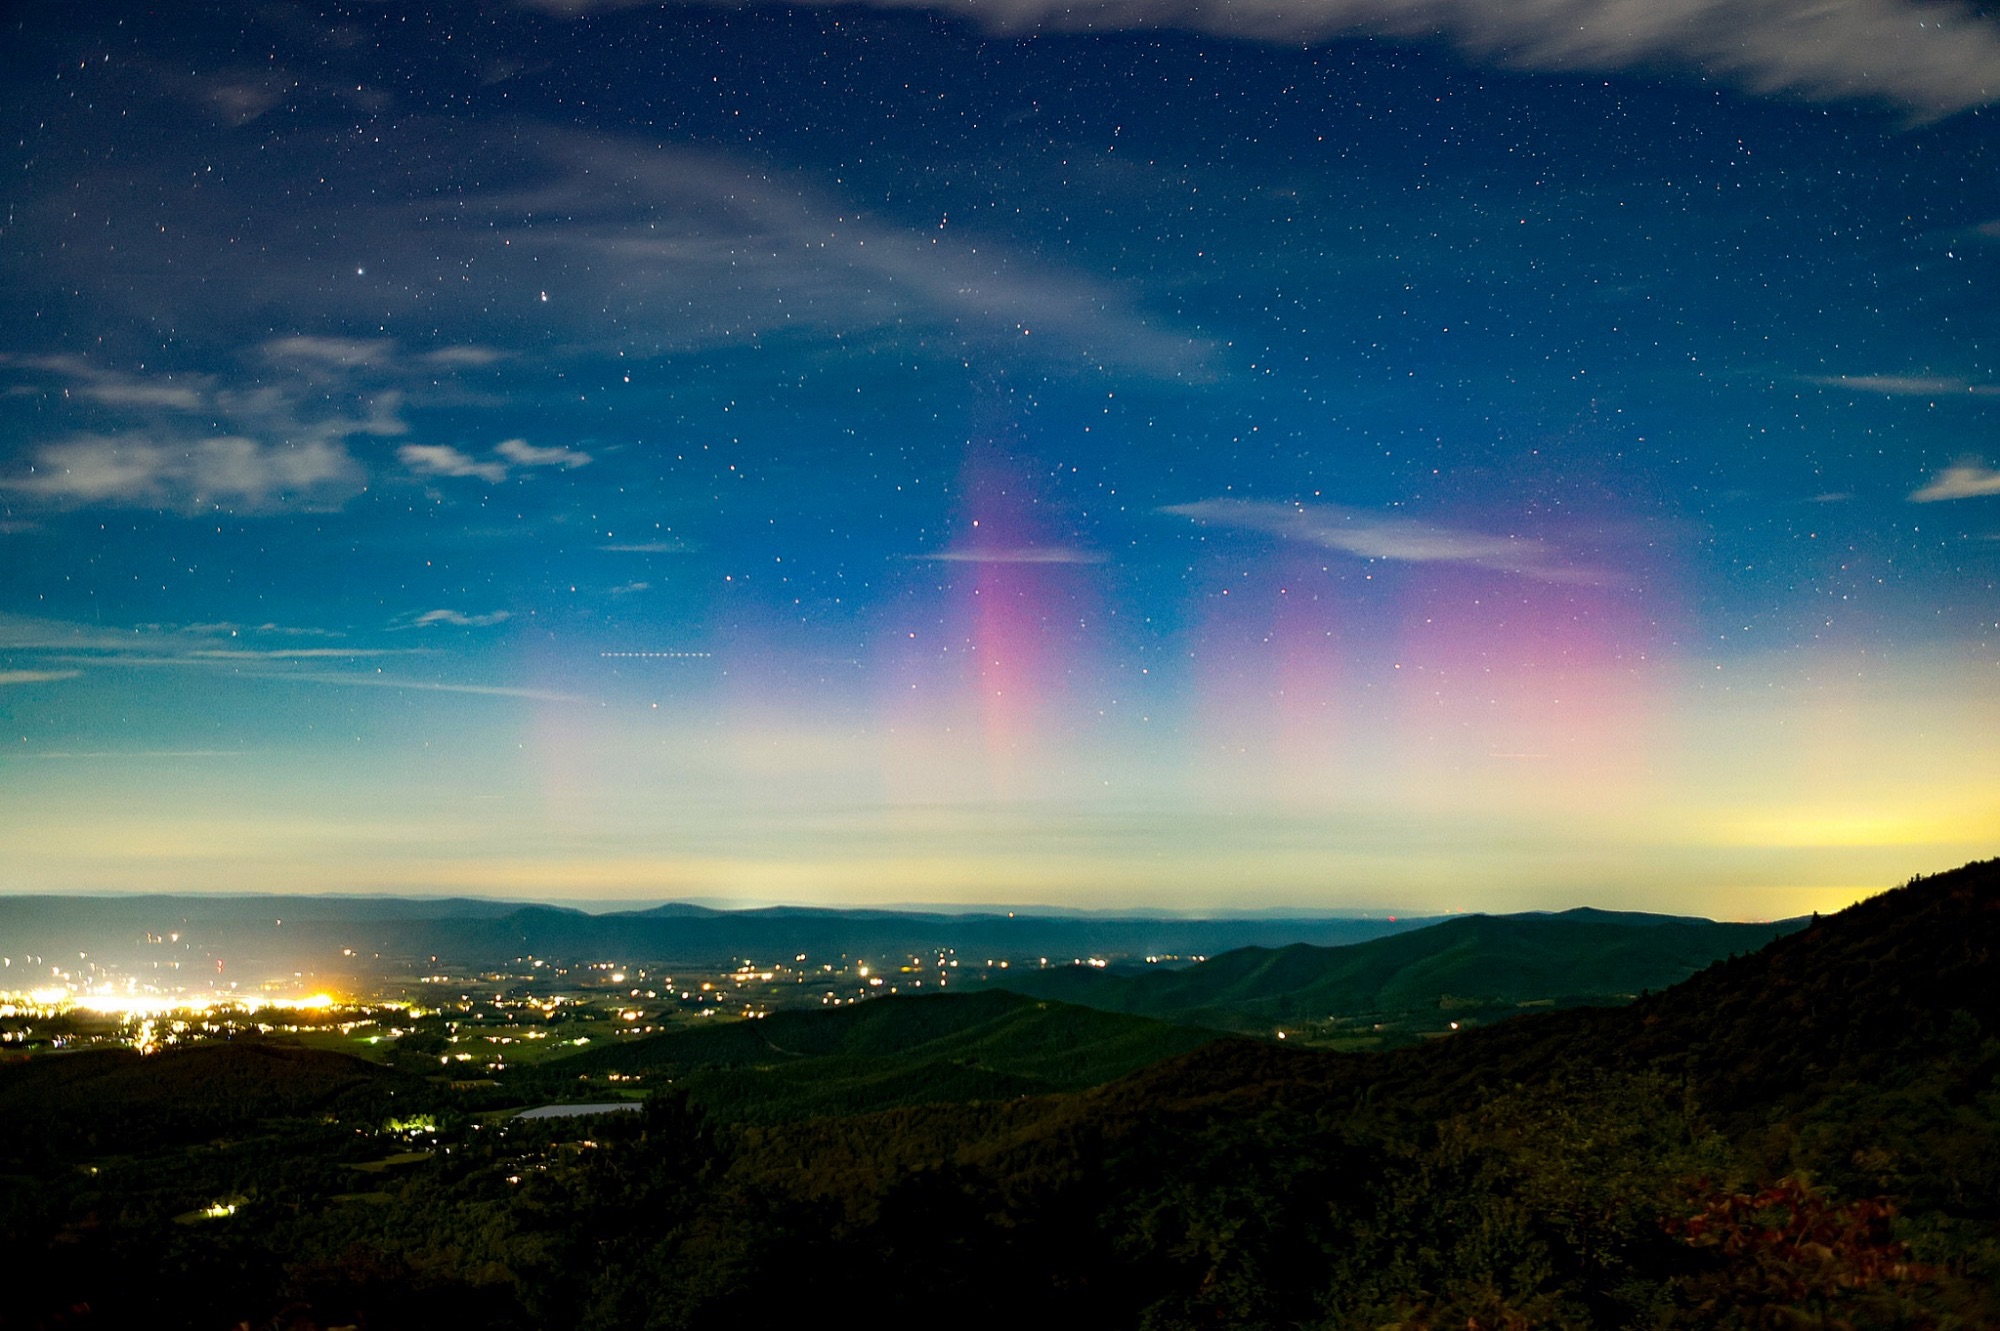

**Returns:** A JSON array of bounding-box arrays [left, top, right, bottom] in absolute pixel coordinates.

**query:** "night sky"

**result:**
[[2, 0, 1996, 916]]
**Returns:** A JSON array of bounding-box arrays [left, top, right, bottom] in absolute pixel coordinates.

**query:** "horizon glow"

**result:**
[[1, 0, 1997, 921]]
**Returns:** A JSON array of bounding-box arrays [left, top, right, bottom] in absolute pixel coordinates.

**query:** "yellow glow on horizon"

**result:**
[[1710, 806, 1999, 850]]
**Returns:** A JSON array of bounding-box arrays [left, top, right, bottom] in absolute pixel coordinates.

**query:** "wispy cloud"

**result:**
[[400, 443, 509, 483], [600, 540, 692, 553], [261, 335, 394, 368], [2, 433, 363, 511], [520, 0, 2000, 117], [512, 132, 1214, 378], [27, 749, 252, 759], [251, 671, 575, 701], [495, 438, 591, 469], [0, 669, 80, 685], [1164, 498, 1615, 585], [1910, 461, 2000, 502], [11, 353, 208, 409], [401, 439, 591, 483], [1809, 373, 2000, 396], [0, 354, 406, 512], [0, 613, 368, 657], [7, 124, 1212, 383], [410, 609, 512, 628], [423, 346, 510, 367], [178, 647, 413, 660], [906, 545, 1104, 564]]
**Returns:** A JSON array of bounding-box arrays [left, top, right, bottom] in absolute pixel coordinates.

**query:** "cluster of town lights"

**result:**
[[2, 988, 343, 1020]]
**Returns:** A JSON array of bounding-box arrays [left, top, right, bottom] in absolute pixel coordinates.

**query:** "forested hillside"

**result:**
[[997, 908, 1805, 1035], [4, 861, 1995, 1331], [541, 988, 1226, 1122]]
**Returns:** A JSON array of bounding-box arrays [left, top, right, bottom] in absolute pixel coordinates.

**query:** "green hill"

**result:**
[[10, 863, 1997, 1331], [0, 1040, 423, 1164], [699, 861, 2000, 1328], [543, 988, 1225, 1123], [994, 907, 1805, 1035]]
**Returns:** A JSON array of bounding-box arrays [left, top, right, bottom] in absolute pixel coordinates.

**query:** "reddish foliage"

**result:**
[[1669, 1176, 1935, 1329]]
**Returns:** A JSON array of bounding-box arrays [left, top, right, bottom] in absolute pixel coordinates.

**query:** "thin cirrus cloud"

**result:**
[[423, 346, 511, 367], [1909, 462, 2000, 502], [410, 609, 513, 628], [1809, 373, 2000, 396], [13, 354, 208, 409], [400, 444, 509, 483], [0, 669, 81, 685], [0, 615, 423, 678], [263, 336, 512, 373], [0, 352, 407, 512], [260, 335, 394, 369], [495, 438, 591, 469], [400, 439, 592, 483], [5, 122, 1212, 381], [2, 433, 363, 511], [510, 131, 1214, 379], [249, 671, 578, 702], [1164, 498, 1616, 585], [520, 0, 2000, 118], [600, 539, 692, 553]]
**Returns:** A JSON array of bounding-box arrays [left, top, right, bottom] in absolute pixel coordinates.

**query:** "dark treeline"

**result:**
[[3, 860, 1996, 1330]]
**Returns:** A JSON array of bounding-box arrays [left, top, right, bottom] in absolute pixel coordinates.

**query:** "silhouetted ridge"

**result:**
[[1622, 856, 2000, 1113], [545, 989, 1225, 1122], [0, 1041, 418, 1163], [996, 908, 1803, 1029]]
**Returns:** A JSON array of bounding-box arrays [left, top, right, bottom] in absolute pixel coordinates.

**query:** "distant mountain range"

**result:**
[[0, 893, 1432, 979], [991, 907, 1805, 1033], [8, 859, 1997, 1328]]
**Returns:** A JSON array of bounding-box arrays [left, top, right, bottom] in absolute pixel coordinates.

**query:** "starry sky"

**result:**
[[2, 0, 1997, 917]]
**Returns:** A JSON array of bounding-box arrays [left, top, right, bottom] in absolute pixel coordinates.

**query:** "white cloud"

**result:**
[[15, 354, 207, 409], [514, 133, 1214, 378], [77, 380, 206, 409], [1165, 498, 1614, 585], [495, 438, 591, 469], [261, 335, 394, 368], [0, 353, 409, 513], [253, 672, 577, 701], [1809, 373, 2000, 396], [399, 443, 509, 483], [401, 439, 591, 482], [600, 540, 692, 553], [221, 385, 408, 440], [519, 0, 2000, 117], [204, 78, 289, 126], [411, 609, 512, 627], [181, 647, 412, 660], [0, 614, 383, 670], [1910, 462, 2000, 502], [423, 346, 510, 367], [908, 545, 1104, 564], [26, 748, 250, 759], [0, 669, 80, 685], [2, 433, 362, 511], [8, 127, 1213, 383]]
